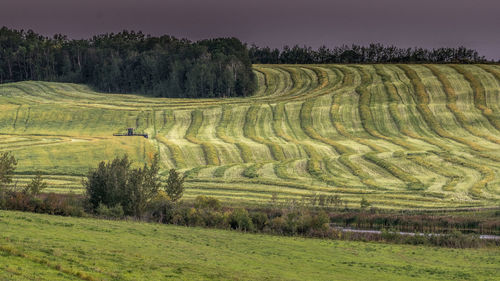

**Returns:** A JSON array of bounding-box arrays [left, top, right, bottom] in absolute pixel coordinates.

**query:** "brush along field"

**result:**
[[1, 64, 500, 209], [1, 210, 499, 281]]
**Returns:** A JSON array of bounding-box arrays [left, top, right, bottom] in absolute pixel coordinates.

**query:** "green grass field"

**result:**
[[1, 64, 500, 209], [0, 210, 498, 281]]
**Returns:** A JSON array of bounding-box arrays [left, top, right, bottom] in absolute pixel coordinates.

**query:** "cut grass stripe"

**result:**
[[185, 110, 220, 166]]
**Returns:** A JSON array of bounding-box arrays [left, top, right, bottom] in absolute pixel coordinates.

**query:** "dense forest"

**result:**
[[0, 27, 493, 98], [0, 27, 256, 98], [249, 44, 489, 64]]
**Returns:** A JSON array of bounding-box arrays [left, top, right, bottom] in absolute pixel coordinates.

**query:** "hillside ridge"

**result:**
[[1, 64, 500, 209]]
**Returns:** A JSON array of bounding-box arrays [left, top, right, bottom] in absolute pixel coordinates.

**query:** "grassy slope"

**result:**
[[1, 210, 499, 281], [1, 65, 500, 209]]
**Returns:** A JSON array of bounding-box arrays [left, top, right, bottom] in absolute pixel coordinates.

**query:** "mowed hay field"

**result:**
[[1, 64, 500, 209], [1, 210, 499, 281]]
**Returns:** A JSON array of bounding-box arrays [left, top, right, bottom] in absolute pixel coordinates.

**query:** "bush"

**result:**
[[96, 203, 124, 218], [147, 190, 174, 223], [194, 196, 220, 210], [251, 212, 269, 231], [228, 208, 254, 231], [83, 154, 163, 217], [310, 211, 330, 232]]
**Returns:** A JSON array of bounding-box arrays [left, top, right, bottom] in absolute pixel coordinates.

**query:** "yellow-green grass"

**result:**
[[1, 210, 499, 281], [1, 64, 500, 209]]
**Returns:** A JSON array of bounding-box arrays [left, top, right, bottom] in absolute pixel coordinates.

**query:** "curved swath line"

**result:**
[[19, 82, 58, 101], [332, 66, 385, 152], [28, 81, 80, 103], [253, 66, 289, 98], [252, 69, 268, 97], [374, 65, 439, 143], [185, 181, 462, 208], [271, 103, 311, 181], [328, 66, 392, 189], [375, 65, 484, 192], [184, 110, 220, 166], [243, 104, 285, 161], [286, 65, 337, 101], [47, 81, 233, 109], [431, 151, 496, 198], [450, 65, 500, 134], [402, 65, 500, 159], [274, 65, 312, 99], [374, 65, 463, 192], [477, 65, 500, 112], [398, 65, 482, 148], [50, 83, 103, 100], [274, 65, 295, 96], [253, 65, 337, 104], [187, 177, 369, 194], [406, 154, 461, 192], [299, 98, 380, 188], [352, 65, 418, 151], [0, 138, 73, 152], [271, 102, 356, 185], [2, 85, 49, 103], [216, 106, 253, 163], [156, 135, 186, 169], [474, 65, 500, 121], [427, 65, 500, 146], [383, 66, 455, 151], [4, 66, 328, 110], [255, 66, 282, 97], [341, 66, 428, 189], [276, 65, 343, 104], [398, 65, 494, 197], [269, 65, 321, 102], [479, 64, 500, 85], [271, 99, 344, 185], [249, 65, 307, 104]]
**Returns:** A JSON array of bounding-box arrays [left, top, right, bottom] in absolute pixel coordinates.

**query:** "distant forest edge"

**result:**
[[249, 44, 491, 64], [0, 27, 256, 98], [0, 27, 495, 98]]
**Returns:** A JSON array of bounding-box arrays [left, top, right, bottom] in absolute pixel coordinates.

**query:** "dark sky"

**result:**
[[1, 0, 499, 59]]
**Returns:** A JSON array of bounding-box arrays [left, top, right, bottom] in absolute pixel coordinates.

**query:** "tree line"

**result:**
[[0, 27, 256, 98], [249, 43, 491, 64]]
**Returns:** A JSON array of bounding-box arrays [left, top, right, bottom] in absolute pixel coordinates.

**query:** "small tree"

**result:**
[[360, 197, 371, 210], [0, 152, 17, 188], [0, 152, 17, 205], [83, 153, 163, 217], [24, 174, 47, 195], [165, 169, 185, 202]]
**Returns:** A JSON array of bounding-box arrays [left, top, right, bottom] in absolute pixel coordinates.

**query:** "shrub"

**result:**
[[251, 212, 269, 231], [228, 208, 254, 231], [147, 190, 174, 223], [310, 211, 329, 232], [96, 203, 124, 218], [83, 153, 163, 217], [270, 216, 286, 234], [194, 196, 221, 210]]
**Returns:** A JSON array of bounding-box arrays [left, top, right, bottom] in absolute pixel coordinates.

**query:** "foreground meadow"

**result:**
[[1, 64, 500, 209], [0, 210, 498, 281]]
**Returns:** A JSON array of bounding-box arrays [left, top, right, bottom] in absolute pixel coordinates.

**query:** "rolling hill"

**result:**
[[1, 64, 500, 209]]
